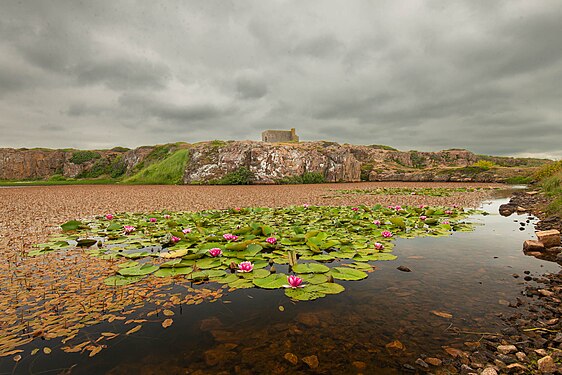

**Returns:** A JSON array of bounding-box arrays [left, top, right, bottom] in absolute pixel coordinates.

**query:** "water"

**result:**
[[2, 195, 559, 374]]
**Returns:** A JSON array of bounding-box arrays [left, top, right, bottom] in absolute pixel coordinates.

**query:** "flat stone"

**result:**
[[425, 357, 442, 366], [497, 345, 517, 354], [296, 312, 321, 327], [415, 358, 429, 368], [524, 240, 545, 252], [481, 367, 498, 375], [546, 246, 562, 254], [302, 355, 319, 369], [537, 355, 556, 373], [536, 229, 561, 248], [397, 265, 411, 272], [506, 363, 527, 373], [352, 361, 367, 370], [284, 352, 298, 365]]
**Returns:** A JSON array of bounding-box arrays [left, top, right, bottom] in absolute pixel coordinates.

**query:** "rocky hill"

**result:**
[[0, 141, 550, 184]]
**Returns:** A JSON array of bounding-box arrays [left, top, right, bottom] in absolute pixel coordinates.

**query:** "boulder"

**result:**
[[536, 230, 561, 248], [524, 240, 545, 252], [537, 355, 557, 373]]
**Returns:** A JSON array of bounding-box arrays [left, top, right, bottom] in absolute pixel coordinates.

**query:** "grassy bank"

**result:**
[[123, 149, 190, 185], [536, 160, 562, 216]]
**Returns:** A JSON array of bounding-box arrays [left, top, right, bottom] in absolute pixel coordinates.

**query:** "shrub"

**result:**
[[471, 160, 496, 170], [534, 160, 562, 181], [279, 172, 326, 184], [70, 151, 101, 164], [111, 146, 130, 152], [213, 167, 254, 185]]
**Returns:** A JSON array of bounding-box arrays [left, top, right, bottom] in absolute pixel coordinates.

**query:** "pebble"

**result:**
[[481, 367, 498, 375], [497, 345, 517, 354], [515, 351, 528, 362], [283, 353, 298, 366], [425, 357, 442, 366], [397, 265, 411, 272], [537, 355, 556, 373], [415, 358, 428, 368], [302, 355, 319, 369]]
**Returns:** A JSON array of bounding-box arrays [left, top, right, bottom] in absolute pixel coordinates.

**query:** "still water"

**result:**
[[2, 195, 559, 374]]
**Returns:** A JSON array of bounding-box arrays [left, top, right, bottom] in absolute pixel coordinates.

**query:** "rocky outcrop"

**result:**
[[183, 141, 362, 184], [0, 141, 548, 184]]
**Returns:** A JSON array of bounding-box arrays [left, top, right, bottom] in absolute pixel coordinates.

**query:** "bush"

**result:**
[[471, 160, 496, 170], [213, 167, 254, 185], [48, 174, 67, 181], [535, 160, 562, 181], [111, 146, 130, 152], [70, 151, 101, 164], [504, 176, 533, 184], [279, 172, 326, 184]]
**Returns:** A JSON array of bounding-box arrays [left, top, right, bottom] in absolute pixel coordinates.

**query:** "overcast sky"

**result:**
[[1, 1, 561, 158]]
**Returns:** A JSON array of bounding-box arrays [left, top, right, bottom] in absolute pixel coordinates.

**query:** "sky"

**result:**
[[1, 1, 561, 159]]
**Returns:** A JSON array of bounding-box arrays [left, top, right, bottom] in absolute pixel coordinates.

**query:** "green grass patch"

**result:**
[[70, 150, 101, 164], [210, 167, 254, 185], [278, 172, 326, 184], [124, 149, 190, 185]]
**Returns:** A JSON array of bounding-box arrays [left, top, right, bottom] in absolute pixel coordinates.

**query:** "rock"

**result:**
[[500, 204, 517, 216], [415, 358, 429, 368], [537, 355, 557, 373], [536, 230, 561, 248], [296, 312, 321, 327], [425, 357, 442, 366], [506, 363, 527, 373], [524, 240, 545, 252], [535, 349, 548, 356], [527, 191, 539, 196], [515, 352, 528, 362], [283, 353, 298, 366], [397, 266, 412, 272], [538, 289, 555, 297], [557, 253, 562, 262], [386, 340, 405, 351], [481, 367, 498, 375], [546, 246, 562, 254], [200, 317, 223, 331], [302, 355, 319, 369], [352, 361, 367, 370], [460, 364, 475, 374], [203, 348, 236, 366], [497, 345, 517, 354]]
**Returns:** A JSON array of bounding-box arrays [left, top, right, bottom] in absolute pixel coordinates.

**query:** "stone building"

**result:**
[[261, 128, 299, 143]]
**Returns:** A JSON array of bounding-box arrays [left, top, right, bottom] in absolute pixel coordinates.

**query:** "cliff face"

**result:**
[[183, 142, 362, 184], [0, 141, 545, 183]]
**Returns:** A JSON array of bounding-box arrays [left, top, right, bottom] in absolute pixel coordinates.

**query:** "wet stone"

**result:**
[[302, 355, 319, 369], [415, 358, 429, 368], [397, 265, 412, 272], [284, 352, 298, 366], [425, 357, 442, 366], [515, 352, 528, 363], [481, 367, 498, 375], [296, 312, 321, 327], [352, 361, 367, 370]]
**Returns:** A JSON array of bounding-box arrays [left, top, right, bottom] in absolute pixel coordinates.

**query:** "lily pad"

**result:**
[[330, 267, 368, 281]]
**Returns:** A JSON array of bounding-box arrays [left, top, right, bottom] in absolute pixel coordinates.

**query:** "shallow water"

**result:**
[[2, 194, 559, 374]]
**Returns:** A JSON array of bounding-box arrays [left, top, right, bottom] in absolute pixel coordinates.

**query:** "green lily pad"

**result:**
[[253, 274, 288, 289], [118, 263, 159, 276], [330, 267, 368, 281], [292, 263, 330, 274]]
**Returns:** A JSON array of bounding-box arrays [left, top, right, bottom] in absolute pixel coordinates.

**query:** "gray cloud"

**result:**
[[0, 0, 561, 159]]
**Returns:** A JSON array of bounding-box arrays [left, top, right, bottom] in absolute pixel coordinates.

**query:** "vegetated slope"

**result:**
[[536, 160, 562, 217], [0, 141, 553, 185], [124, 148, 190, 185]]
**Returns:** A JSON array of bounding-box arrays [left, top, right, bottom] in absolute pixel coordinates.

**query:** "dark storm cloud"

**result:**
[[0, 0, 561, 159]]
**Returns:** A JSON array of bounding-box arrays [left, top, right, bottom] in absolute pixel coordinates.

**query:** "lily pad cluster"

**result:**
[[33, 205, 478, 301], [332, 187, 497, 197]]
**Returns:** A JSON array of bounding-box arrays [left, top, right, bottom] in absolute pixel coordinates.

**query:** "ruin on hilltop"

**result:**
[[261, 128, 299, 143]]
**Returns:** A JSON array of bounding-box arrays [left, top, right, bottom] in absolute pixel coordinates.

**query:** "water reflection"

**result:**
[[2, 197, 557, 374]]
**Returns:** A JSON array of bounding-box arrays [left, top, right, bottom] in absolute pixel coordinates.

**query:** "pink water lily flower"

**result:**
[[164, 214, 171, 219], [285, 275, 304, 288], [105, 214, 114, 220], [171, 236, 180, 243], [182, 228, 191, 234], [303, 204, 309, 208], [238, 261, 253, 272], [394, 205, 402, 211], [352, 207, 359, 212], [209, 248, 222, 257], [442, 220, 450, 225], [149, 218, 157, 223], [266, 237, 277, 244], [420, 215, 427, 221], [373, 220, 381, 226], [123, 225, 135, 234], [445, 210, 453, 215], [419, 204, 426, 209], [374, 242, 384, 250], [223, 233, 239, 241], [381, 230, 393, 238]]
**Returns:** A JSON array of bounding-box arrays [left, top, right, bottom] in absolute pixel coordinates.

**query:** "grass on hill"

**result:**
[[535, 160, 562, 217], [123, 149, 190, 185]]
